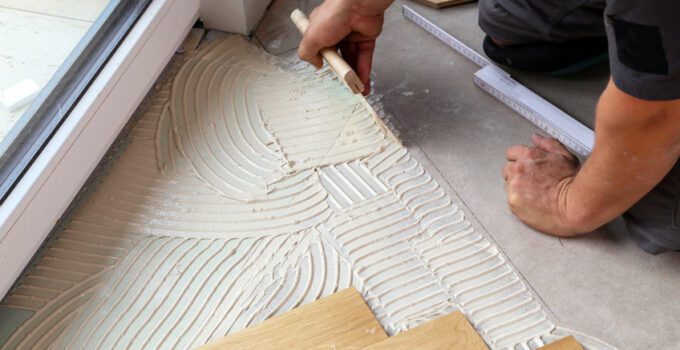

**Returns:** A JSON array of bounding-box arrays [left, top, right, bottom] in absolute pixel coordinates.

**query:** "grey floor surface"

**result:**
[[0, 1, 677, 349], [256, 1, 680, 349]]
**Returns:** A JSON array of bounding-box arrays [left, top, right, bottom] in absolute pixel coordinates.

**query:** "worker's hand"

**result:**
[[502, 134, 581, 236], [298, 0, 390, 95]]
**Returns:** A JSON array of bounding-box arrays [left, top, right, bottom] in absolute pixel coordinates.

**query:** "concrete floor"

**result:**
[[256, 1, 680, 348]]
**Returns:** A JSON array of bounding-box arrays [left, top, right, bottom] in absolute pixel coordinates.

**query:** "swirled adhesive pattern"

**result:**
[[0, 36, 614, 350]]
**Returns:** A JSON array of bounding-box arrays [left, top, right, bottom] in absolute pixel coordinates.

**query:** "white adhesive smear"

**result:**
[[0, 36, 616, 350]]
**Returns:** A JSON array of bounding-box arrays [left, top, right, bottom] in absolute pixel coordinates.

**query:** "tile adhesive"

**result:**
[[0, 36, 616, 350]]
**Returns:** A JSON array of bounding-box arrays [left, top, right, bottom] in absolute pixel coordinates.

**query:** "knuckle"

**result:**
[[506, 146, 521, 158], [547, 138, 561, 146], [554, 142, 566, 151], [514, 147, 536, 159], [297, 46, 311, 60], [526, 148, 541, 158], [512, 162, 525, 173], [505, 147, 514, 156]]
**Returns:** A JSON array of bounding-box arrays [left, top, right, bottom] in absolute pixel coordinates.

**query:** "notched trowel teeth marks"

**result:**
[[0, 35, 616, 350]]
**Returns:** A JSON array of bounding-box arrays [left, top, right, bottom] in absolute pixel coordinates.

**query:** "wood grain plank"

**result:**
[[410, 0, 477, 9], [195, 288, 388, 350], [538, 336, 584, 350], [361, 311, 488, 350]]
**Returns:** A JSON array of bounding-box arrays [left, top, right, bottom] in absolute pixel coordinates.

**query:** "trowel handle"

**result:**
[[290, 9, 365, 94]]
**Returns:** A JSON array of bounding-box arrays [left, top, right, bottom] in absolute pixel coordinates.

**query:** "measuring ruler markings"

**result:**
[[402, 5, 594, 157]]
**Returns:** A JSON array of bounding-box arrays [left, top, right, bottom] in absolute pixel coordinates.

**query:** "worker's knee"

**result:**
[[477, 0, 507, 40], [477, 0, 531, 45], [623, 162, 680, 255]]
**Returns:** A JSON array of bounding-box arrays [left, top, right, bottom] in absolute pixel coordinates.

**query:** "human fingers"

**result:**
[[531, 133, 566, 153], [531, 134, 579, 165], [339, 41, 371, 94], [354, 40, 375, 95], [505, 145, 536, 161], [351, 12, 384, 38], [298, 31, 325, 69], [339, 41, 358, 71], [503, 171, 510, 196], [502, 162, 513, 181]]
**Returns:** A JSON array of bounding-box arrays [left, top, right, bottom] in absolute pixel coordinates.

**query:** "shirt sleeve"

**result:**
[[605, 0, 680, 100]]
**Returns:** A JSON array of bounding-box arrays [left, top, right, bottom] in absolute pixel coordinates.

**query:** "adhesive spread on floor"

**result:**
[[0, 35, 616, 350]]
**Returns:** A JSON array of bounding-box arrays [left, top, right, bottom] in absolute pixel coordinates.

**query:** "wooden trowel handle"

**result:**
[[290, 9, 365, 94]]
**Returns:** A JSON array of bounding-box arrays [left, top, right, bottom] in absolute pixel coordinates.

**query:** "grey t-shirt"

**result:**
[[605, 1, 680, 100], [478, 0, 680, 100]]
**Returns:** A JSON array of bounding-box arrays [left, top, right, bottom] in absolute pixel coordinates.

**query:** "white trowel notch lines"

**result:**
[[0, 36, 615, 350], [168, 38, 386, 202]]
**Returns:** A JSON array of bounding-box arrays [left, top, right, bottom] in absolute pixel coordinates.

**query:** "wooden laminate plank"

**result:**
[[538, 336, 584, 350], [410, 0, 477, 9], [361, 311, 488, 350], [195, 288, 388, 350]]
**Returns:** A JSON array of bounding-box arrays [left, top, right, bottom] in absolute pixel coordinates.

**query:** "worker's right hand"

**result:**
[[297, 0, 393, 95]]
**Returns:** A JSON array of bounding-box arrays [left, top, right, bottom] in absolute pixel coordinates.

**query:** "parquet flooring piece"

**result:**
[[196, 288, 387, 350], [539, 336, 584, 350], [361, 311, 488, 350]]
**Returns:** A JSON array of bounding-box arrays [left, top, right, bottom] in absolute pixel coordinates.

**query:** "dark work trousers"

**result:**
[[479, 0, 680, 254]]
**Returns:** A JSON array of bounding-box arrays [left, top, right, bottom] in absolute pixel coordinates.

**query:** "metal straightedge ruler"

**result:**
[[403, 5, 594, 157]]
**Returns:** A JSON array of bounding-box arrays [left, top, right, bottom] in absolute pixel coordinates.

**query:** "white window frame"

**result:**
[[0, 0, 200, 298]]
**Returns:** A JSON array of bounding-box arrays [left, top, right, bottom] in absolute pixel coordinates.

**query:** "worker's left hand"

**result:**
[[502, 134, 580, 236]]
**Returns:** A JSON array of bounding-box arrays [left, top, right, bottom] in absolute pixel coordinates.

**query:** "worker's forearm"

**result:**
[[561, 80, 680, 233]]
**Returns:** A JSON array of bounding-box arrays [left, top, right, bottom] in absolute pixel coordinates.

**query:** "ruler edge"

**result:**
[[473, 71, 591, 156], [402, 4, 594, 156], [473, 67, 594, 156], [402, 5, 490, 68]]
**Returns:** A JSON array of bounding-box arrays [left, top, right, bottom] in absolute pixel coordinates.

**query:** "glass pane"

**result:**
[[0, 0, 151, 202], [0, 0, 112, 143]]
